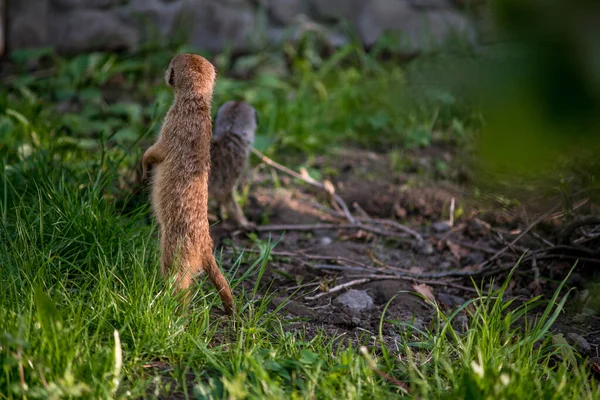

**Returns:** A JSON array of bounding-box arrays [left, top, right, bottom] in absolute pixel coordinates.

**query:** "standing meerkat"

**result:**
[[210, 101, 258, 229], [142, 53, 235, 315]]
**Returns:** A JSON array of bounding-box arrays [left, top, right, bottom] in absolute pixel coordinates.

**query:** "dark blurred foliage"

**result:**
[[466, 0, 600, 200]]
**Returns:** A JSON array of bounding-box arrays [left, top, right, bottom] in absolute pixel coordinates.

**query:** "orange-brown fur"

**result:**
[[142, 53, 235, 315], [210, 101, 257, 229]]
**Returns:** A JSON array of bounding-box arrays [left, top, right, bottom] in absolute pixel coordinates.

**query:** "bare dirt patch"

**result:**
[[206, 147, 600, 359]]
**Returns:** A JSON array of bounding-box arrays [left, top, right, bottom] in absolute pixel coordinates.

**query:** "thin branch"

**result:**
[[346, 274, 481, 293], [453, 240, 498, 255], [305, 271, 480, 297], [559, 215, 600, 244], [253, 223, 412, 239], [305, 278, 371, 300], [251, 147, 356, 223], [303, 199, 423, 241], [479, 205, 560, 268]]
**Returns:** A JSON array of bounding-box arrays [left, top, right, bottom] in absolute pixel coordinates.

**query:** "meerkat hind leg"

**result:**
[[224, 192, 254, 229]]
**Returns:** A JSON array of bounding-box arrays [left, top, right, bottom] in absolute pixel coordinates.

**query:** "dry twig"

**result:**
[[559, 215, 600, 244], [253, 223, 412, 239], [251, 147, 356, 223], [305, 278, 371, 300], [304, 272, 480, 298], [479, 205, 560, 268], [303, 199, 424, 241]]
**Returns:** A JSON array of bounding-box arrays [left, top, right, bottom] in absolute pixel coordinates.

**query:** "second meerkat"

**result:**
[[210, 101, 258, 229], [142, 53, 235, 315]]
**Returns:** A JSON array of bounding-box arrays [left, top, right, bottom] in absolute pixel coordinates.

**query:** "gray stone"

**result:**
[[8, 0, 476, 56], [462, 251, 484, 266], [431, 221, 451, 233], [122, 0, 183, 38], [49, 9, 139, 53], [359, 0, 473, 52], [566, 332, 592, 354], [318, 236, 333, 246], [407, 0, 451, 9], [414, 240, 434, 255], [51, 0, 124, 9], [437, 293, 465, 308], [312, 0, 366, 24], [358, 0, 417, 47], [8, 0, 49, 49], [188, 1, 257, 52], [406, 10, 474, 52], [267, 0, 305, 25], [333, 289, 374, 312]]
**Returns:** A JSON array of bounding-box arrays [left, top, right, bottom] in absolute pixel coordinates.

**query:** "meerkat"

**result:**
[[209, 101, 258, 229], [141, 53, 235, 315]]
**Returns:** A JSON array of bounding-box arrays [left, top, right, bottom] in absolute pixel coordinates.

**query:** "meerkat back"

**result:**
[[209, 101, 258, 229]]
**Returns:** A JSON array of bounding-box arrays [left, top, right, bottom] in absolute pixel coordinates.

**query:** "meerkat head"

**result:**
[[165, 53, 216, 95], [214, 101, 258, 143]]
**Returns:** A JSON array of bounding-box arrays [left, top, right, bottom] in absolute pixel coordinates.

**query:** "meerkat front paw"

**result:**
[[141, 164, 149, 182]]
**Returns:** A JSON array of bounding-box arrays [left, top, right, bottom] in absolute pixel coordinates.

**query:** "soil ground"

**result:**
[[186, 146, 600, 360]]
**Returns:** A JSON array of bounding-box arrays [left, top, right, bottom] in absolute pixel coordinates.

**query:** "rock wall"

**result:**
[[7, 0, 478, 55]]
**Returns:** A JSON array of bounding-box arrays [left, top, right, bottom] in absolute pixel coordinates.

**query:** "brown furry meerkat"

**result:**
[[142, 53, 235, 315], [210, 101, 258, 229]]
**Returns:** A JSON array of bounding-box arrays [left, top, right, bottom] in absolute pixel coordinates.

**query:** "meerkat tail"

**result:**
[[206, 257, 235, 315]]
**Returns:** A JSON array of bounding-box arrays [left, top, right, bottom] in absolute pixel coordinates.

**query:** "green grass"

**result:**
[[0, 44, 597, 398]]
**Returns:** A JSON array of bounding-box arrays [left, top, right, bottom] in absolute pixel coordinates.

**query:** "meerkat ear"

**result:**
[[166, 66, 175, 87]]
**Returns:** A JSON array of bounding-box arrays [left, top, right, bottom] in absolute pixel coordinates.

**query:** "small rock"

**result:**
[[318, 236, 333, 246], [461, 251, 484, 266], [431, 221, 451, 233], [406, 317, 426, 331], [568, 273, 586, 288], [437, 293, 465, 308], [566, 332, 591, 354], [439, 260, 453, 269], [467, 218, 491, 237], [452, 314, 469, 334], [414, 241, 434, 255], [333, 289, 374, 312]]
